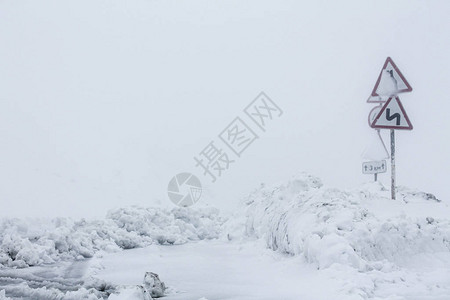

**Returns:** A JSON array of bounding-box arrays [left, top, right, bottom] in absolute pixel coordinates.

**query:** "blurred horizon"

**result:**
[[1, 0, 449, 218]]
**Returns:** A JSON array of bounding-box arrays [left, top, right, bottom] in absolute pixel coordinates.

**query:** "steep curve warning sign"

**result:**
[[370, 97, 413, 130]]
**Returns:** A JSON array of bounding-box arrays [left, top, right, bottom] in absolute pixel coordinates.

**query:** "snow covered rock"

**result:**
[[143, 272, 165, 298], [103, 271, 166, 300], [108, 285, 152, 300]]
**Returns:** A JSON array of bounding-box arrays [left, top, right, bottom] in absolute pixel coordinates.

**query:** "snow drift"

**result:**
[[226, 173, 449, 269], [2, 174, 450, 299], [223, 173, 450, 299], [0, 206, 223, 269]]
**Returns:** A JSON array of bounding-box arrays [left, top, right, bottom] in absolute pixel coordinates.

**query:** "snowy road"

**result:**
[[94, 220, 450, 300], [2, 181, 450, 299], [95, 240, 342, 300]]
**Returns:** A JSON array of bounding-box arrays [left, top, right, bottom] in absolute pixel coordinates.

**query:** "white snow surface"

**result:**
[[0, 206, 223, 268], [96, 239, 341, 300], [0, 290, 10, 300], [233, 174, 448, 267], [223, 173, 450, 299], [2, 173, 450, 299]]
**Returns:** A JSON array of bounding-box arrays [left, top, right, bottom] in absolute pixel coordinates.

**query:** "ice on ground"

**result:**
[[0, 283, 103, 300], [0, 257, 114, 299]]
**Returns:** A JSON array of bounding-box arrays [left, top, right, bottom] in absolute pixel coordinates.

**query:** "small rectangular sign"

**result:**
[[362, 160, 387, 174]]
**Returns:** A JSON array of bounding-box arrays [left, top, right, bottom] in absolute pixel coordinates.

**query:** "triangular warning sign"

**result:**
[[371, 97, 413, 130], [367, 57, 413, 103]]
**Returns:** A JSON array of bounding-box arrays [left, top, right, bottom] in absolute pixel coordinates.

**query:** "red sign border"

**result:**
[[367, 57, 413, 103], [370, 96, 413, 130]]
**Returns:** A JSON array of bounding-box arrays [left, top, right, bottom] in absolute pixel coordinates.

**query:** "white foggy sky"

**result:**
[[1, 0, 449, 218]]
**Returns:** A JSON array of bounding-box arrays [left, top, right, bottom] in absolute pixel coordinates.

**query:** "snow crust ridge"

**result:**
[[223, 173, 450, 299], [235, 173, 450, 269], [0, 207, 224, 268]]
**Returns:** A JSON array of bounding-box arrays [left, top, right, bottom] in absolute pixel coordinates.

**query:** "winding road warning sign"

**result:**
[[364, 57, 414, 199], [371, 97, 413, 130], [367, 57, 413, 103]]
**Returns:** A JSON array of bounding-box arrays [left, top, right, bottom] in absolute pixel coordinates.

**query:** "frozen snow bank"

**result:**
[[0, 290, 11, 300], [227, 173, 450, 269], [0, 283, 104, 300], [0, 207, 223, 268], [223, 173, 450, 298], [224, 174, 450, 300]]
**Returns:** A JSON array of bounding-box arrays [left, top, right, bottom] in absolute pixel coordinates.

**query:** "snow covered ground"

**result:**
[[95, 240, 343, 300], [1, 173, 450, 299], [223, 174, 450, 299], [0, 207, 224, 299]]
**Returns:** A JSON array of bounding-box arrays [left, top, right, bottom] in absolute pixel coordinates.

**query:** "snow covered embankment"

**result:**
[[225, 174, 450, 299], [0, 207, 223, 269]]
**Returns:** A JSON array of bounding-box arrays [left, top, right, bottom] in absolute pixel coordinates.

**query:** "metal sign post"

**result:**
[[390, 129, 396, 200], [371, 97, 412, 199], [365, 57, 414, 200]]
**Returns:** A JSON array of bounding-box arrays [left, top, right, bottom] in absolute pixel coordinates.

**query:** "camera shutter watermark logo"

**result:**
[[167, 173, 202, 207]]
